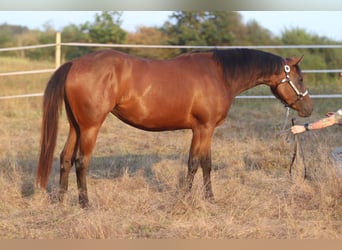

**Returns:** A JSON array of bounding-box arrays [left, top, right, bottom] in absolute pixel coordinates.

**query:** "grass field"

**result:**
[[1, 56, 342, 239]]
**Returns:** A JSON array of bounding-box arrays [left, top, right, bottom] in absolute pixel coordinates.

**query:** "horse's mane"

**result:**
[[212, 49, 284, 84]]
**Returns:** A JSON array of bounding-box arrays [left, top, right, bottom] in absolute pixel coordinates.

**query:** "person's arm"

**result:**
[[291, 115, 338, 134]]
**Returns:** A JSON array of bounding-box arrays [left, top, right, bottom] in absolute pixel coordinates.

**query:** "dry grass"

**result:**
[[1, 57, 342, 239]]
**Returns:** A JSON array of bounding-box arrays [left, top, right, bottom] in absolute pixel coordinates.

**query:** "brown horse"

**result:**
[[36, 49, 313, 207]]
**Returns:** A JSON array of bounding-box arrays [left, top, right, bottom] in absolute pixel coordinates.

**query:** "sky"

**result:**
[[0, 11, 342, 42]]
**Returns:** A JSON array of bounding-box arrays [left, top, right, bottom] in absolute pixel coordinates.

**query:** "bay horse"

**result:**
[[36, 48, 313, 207]]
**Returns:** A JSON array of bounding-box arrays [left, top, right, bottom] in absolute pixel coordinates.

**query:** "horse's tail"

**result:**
[[36, 62, 73, 188]]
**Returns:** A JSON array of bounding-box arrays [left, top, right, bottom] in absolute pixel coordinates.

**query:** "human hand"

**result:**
[[291, 125, 306, 134]]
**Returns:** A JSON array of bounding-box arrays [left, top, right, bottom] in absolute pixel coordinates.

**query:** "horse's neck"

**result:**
[[229, 74, 272, 96]]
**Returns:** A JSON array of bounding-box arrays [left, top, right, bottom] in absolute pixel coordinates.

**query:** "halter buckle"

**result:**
[[284, 64, 291, 73]]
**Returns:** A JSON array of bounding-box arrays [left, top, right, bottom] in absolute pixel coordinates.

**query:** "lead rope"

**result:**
[[278, 106, 291, 142], [289, 118, 307, 179], [279, 108, 307, 179], [281, 106, 290, 132]]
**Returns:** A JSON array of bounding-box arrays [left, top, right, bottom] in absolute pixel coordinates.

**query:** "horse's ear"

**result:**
[[288, 55, 304, 65]]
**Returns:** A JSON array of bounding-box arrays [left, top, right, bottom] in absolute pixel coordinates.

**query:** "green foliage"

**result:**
[[83, 11, 126, 44], [244, 20, 278, 45], [59, 11, 127, 60], [161, 11, 243, 53], [161, 11, 277, 52], [61, 24, 92, 60], [0, 24, 28, 47], [26, 30, 56, 61], [125, 26, 174, 59], [0, 24, 29, 57]]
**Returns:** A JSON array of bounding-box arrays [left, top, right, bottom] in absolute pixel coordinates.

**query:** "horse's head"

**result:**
[[271, 56, 313, 117]]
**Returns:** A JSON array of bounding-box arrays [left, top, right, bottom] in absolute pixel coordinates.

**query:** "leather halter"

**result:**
[[274, 64, 309, 108], [281, 64, 308, 98]]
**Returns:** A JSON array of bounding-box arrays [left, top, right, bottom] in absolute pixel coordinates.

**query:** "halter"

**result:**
[[275, 64, 309, 131], [281, 64, 308, 98]]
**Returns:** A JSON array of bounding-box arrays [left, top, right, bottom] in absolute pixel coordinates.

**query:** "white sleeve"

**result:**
[[334, 108, 342, 123]]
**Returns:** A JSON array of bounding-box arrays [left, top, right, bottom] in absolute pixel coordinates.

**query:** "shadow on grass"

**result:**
[[88, 153, 164, 180], [0, 155, 37, 198], [3, 152, 184, 198]]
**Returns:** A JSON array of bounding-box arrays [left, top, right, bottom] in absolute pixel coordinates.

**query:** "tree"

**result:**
[[163, 11, 207, 46], [0, 26, 15, 48], [62, 24, 92, 60], [0, 24, 29, 56], [60, 11, 127, 60], [161, 11, 254, 53], [24, 25, 56, 61], [244, 20, 277, 45], [125, 26, 173, 59], [83, 11, 126, 44]]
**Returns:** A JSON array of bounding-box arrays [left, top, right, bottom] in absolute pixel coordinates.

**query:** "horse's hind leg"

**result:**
[[75, 126, 101, 208], [59, 124, 78, 202]]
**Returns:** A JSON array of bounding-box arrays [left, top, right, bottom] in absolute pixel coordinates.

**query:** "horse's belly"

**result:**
[[112, 104, 192, 131]]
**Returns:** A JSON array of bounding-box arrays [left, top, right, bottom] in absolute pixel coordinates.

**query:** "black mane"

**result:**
[[212, 49, 284, 84]]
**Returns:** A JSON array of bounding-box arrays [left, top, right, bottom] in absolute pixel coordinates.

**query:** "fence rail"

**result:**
[[0, 43, 56, 52], [1, 32, 342, 100], [0, 69, 55, 77], [0, 93, 43, 100], [3, 42, 342, 51]]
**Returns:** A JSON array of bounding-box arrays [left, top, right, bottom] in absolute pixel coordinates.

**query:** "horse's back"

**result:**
[[112, 51, 229, 130], [65, 50, 229, 131]]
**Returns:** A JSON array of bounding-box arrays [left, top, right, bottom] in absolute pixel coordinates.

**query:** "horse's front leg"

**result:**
[[186, 125, 214, 199], [200, 151, 213, 199], [187, 154, 200, 192], [186, 127, 201, 193]]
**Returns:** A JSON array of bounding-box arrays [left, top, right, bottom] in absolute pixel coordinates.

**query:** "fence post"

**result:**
[[55, 32, 61, 69]]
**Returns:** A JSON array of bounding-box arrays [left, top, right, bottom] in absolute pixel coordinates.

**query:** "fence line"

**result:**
[[0, 93, 43, 100], [1, 41, 341, 76], [2, 42, 342, 53], [1, 33, 342, 100], [0, 69, 55, 77], [0, 43, 56, 52]]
